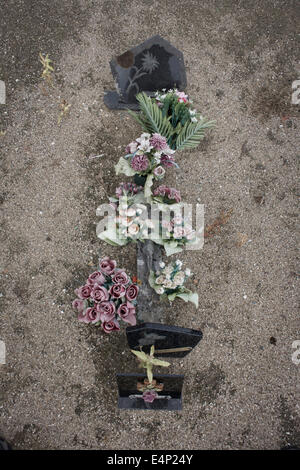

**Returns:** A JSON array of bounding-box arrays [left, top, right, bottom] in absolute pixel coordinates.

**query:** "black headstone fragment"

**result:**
[[117, 373, 184, 411], [126, 322, 203, 358], [104, 35, 187, 110]]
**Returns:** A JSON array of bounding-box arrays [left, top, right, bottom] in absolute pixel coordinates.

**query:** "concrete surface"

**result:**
[[0, 0, 299, 450]]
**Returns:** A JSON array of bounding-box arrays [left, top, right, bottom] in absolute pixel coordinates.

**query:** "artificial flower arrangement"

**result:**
[[131, 345, 170, 403], [72, 256, 139, 333], [97, 182, 198, 256], [115, 132, 177, 199], [128, 90, 215, 151], [148, 260, 199, 308], [97, 182, 155, 247], [155, 211, 199, 256], [152, 185, 181, 204]]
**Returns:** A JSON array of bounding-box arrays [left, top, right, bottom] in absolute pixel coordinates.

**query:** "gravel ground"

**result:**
[[0, 0, 299, 450]]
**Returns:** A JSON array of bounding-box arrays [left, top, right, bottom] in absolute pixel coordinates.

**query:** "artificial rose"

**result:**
[[125, 283, 139, 301], [80, 307, 101, 324], [91, 285, 109, 302], [142, 390, 158, 403], [125, 141, 138, 154], [96, 301, 116, 322], [109, 283, 126, 299], [173, 226, 185, 239], [127, 223, 140, 237], [112, 270, 129, 285], [153, 166, 165, 179], [75, 284, 91, 299], [102, 319, 120, 334], [87, 271, 105, 286], [117, 302, 136, 325], [173, 272, 185, 286], [99, 256, 116, 275], [72, 299, 86, 312]]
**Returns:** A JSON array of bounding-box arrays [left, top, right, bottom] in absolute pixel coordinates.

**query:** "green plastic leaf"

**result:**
[[163, 241, 183, 257], [136, 92, 174, 140], [127, 110, 150, 132], [144, 173, 154, 199], [131, 350, 149, 362], [151, 358, 170, 367], [147, 364, 153, 383], [177, 290, 199, 308], [175, 119, 216, 151], [97, 226, 128, 246], [115, 157, 136, 177]]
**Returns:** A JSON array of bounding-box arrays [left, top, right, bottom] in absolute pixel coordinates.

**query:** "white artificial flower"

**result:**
[[120, 216, 132, 227], [128, 223, 139, 236], [189, 109, 196, 116], [175, 259, 182, 267], [173, 272, 185, 286], [185, 268, 191, 276], [191, 117, 198, 123], [163, 265, 173, 275], [159, 261, 165, 268], [156, 287, 165, 295], [173, 215, 183, 225], [163, 279, 173, 289], [126, 207, 136, 217], [156, 275, 166, 285]]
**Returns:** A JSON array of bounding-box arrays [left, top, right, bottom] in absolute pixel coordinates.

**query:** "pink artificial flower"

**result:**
[[112, 270, 129, 285], [96, 301, 116, 322], [142, 390, 158, 403], [125, 284, 139, 301], [109, 283, 126, 299], [125, 141, 138, 154], [117, 301, 136, 325], [102, 319, 120, 334], [149, 133, 168, 151], [173, 226, 185, 239], [79, 307, 101, 324], [131, 154, 149, 172], [160, 154, 176, 168], [90, 285, 109, 302], [75, 285, 92, 299], [87, 271, 106, 286], [169, 188, 181, 203], [153, 166, 165, 179], [72, 299, 86, 312], [99, 256, 116, 275], [175, 90, 188, 103]]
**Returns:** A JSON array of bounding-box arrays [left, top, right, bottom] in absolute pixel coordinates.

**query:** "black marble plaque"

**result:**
[[117, 373, 184, 411], [104, 35, 187, 110], [126, 323, 203, 358]]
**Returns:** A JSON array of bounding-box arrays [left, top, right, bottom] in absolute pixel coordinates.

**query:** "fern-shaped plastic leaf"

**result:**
[[136, 92, 173, 140], [127, 109, 150, 133], [175, 118, 215, 151]]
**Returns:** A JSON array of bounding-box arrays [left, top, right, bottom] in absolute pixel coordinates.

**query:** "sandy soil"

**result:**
[[0, 0, 299, 450]]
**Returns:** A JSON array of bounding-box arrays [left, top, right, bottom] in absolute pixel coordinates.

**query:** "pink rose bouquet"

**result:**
[[72, 256, 139, 333]]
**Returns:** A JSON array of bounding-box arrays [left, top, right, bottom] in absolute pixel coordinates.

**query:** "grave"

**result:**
[[117, 373, 184, 411], [126, 322, 203, 358], [104, 35, 187, 110]]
